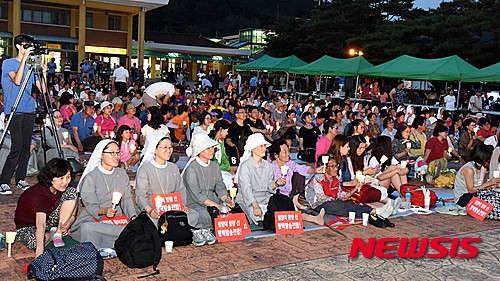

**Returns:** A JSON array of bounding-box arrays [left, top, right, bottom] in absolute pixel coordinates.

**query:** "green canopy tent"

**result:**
[[289, 55, 374, 94], [235, 54, 281, 71], [359, 55, 479, 107], [236, 55, 307, 91], [462, 62, 500, 82]]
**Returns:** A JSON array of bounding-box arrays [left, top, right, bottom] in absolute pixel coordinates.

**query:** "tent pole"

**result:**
[[457, 81, 462, 109], [325, 77, 328, 93], [354, 75, 360, 99], [286, 72, 289, 93]]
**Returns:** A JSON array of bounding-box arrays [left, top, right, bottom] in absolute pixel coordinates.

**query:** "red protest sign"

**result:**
[[94, 215, 130, 226], [230, 213, 251, 234], [214, 214, 245, 242], [275, 211, 304, 235], [151, 192, 183, 215], [466, 197, 494, 221]]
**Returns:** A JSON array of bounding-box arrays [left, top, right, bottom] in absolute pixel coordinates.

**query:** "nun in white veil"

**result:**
[[71, 139, 137, 249], [135, 135, 200, 228]]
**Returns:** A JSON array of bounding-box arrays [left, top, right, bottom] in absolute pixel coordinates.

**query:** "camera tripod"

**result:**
[[0, 55, 64, 165]]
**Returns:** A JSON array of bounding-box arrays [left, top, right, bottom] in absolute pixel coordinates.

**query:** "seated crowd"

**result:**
[[5, 73, 500, 257]]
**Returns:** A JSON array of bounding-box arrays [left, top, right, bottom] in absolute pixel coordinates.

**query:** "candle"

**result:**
[[209, 123, 214, 130], [110, 132, 115, 139], [280, 165, 289, 176], [292, 117, 296, 123], [321, 155, 329, 166], [494, 171, 500, 178], [266, 124, 271, 130], [448, 146, 453, 153], [400, 160, 408, 169], [130, 144, 136, 153], [229, 188, 237, 199], [380, 155, 388, 164], [406, 142, 411, 149], [355, 171, 363, 181], [473, 127, 479, 133], [365, 120, 369, 125], [62, 131, 69, 139], [93, 124, 98, 132], [365, 136, 370, 144], [6, 231, 16, 257], [186, 99, 191, 104], [133, 133, 138, 141], [182, 121, 187, 126], [111, 192, 123, 209]]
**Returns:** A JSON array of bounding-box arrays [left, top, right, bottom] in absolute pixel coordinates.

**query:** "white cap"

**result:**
[[186, 133, 219, 157], [100, 101, 114, 110]]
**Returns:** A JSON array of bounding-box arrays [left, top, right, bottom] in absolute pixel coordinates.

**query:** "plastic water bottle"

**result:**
[[220, 202, 229, 218], [404, 190, 411, 210]]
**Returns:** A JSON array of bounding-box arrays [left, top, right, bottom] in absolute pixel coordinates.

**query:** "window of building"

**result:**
[[108, 16, 121, 30], [86, 12, 93, 28], [21, 5, 70, 25], [0, 3, 8, 19]]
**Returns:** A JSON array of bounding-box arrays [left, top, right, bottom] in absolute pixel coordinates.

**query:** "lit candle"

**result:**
[[494, 171, 500, 178], [473, 127, 479, 133], [229, 188, 237, 199], [111, 192, 123, 209], [365, 120, 369, 125], [130, 144, 136, 153], [355, 171, 363, 181], [6, 231, 16, 257], [400, 160, 408, 169], [321, 155, 329, 166], [280, 165, 289, 176], [406, 142, 411, 149], [93, 124, 98, 132], [292, 117, 296, 123], [133, 133, 138, 141], [186, 99, 191, 104], [110, 131, 115, 139], [182, 121, 187, 126], [209, 123, 214, 130], [365, 136, 370, 144], [380, 155, 388, 164]]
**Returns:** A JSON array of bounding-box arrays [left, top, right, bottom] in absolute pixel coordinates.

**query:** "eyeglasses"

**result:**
[[102, 151, 122, 156], [327, 164, 339, 168], [54, 116, 63, 119]]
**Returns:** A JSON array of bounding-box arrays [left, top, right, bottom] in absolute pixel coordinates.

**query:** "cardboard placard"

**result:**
[[466, 197, 494, 221], [151, 192, 183, 215], [214, 214, 245, 242], [94, 215, 130, 226], [275, 211, 304, 235]]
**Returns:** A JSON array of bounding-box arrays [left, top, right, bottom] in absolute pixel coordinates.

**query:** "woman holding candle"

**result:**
[[71, 140, 137, 249], [135, 136, 199, 228], [37, 110, 80, 167], [95, 101, 117, 139], [423, 125, 452, 182], [58, 92, 77, 129], [454, 144, 500, 208], [306, 154, 394, 228], [117, 101, 142, 136], [14, 158, 78, 256], [315, 119, 339, 164], [116, 125, 140, 170], [366, 136, 409, 196], [391, 123, 421, 162], [182, 133, 233, 245]]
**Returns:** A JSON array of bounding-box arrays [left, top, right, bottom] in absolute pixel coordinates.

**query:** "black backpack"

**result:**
[[114, 211, 161, 278], [157, 211, 193, 247], [263, 189, 296, 230]]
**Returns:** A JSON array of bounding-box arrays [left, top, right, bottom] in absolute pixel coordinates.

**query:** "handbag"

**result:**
[[298, 148, 316, 163], [399, 184, 438, 207], [342, 184, 382, 204]]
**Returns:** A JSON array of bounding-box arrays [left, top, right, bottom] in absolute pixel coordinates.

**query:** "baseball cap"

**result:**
[[83, 101, 95, 107]]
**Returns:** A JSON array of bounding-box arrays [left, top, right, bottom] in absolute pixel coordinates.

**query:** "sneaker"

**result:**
[[53, 234, 65, 248], [368, 214, 386, 228], [201, 229, 217, 245], [0, 184, 12, 195], [16, 180, 30, 191], [391, 197, 403, 216], [378, 215, 395, 227], [191, 229, 206, 247], [456, 205, 468, 216], [435, 205, 459, 216], [26, 167, 39, 177], [0, 233, 5, 250]]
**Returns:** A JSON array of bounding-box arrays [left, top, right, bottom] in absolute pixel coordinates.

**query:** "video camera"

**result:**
[[24, 42, 48, 56]]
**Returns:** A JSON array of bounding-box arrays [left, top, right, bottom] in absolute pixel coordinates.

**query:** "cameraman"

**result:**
[[0, 34, 46, 195]]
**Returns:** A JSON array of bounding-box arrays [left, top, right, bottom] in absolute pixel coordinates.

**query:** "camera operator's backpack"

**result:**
[[263, 189, 296, 230], [157, 211, 193, 247], [114, 211, 161, 278]]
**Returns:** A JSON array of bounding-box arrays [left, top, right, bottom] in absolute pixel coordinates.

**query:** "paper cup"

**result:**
[[5, 232, 16, 244], [111, 192, 122, 208], [321, 155, 329, 165], [280, 165, 289, 176], [406, 142, 411, 149], [165, 241, 174, 253], [229, 188, 237, 198], [380, 155, 388, 164], [400, 160, 408, 169], [362, 213, 369, 226], [348, 212, 356, 224], [494, 171, 500, 178], [62, 131, 69, 139]]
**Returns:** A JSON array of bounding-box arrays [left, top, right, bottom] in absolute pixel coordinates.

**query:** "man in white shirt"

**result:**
[[112, 63, 129, 96], [485, 127, 499, 147], [444, 88, 456, 110], [469, 91, 483, 113], [143, 82, 175, 107]]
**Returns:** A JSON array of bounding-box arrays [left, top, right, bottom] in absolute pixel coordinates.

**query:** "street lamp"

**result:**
[[349, 48, 363, 56]]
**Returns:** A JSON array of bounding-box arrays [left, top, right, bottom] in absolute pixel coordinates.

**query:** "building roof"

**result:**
[[144, 32, 234, 49], [91, 0, 169, 11]]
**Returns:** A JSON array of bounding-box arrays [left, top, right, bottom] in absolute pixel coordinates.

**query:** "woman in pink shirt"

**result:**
[[117, 125, 140, 169], [59, 92, 77, 128], [117, 101, 142, 134], [95, 101, 117, 138], [315, 119, 339, 165]]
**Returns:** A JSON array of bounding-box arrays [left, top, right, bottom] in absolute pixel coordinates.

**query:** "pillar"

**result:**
[[137, 8, 145, 68], [150, 57, 157, 78], [126, 14, 133, 67], [12, 0, 21, 54], [77, 3, 86, 65]]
